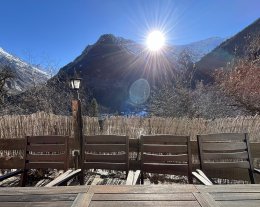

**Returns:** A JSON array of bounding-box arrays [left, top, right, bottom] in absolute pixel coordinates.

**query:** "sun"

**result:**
[[146, 31, 166, 51]]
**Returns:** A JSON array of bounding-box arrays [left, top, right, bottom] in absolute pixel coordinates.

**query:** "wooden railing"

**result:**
[[1, 138, 260, 182]]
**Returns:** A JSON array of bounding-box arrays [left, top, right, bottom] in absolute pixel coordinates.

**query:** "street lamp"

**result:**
[[70, 77, 84, 184], [70, 78, 82, 99]]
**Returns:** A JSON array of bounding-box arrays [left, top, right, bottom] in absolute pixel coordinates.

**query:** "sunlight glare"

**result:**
[[146, 31, 165, 51]]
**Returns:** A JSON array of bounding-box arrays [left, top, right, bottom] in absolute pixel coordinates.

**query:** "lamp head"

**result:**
[[70, 78, 82, 90]]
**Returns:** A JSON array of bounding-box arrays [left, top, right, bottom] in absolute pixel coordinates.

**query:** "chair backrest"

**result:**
[[140, 135, 192, 183], [197, 133, 255, 183], [82, 135, 129, 174], [24, 135, 69, 171]]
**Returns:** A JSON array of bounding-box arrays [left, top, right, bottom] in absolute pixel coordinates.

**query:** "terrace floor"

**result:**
[[1, 184, 260, 207]]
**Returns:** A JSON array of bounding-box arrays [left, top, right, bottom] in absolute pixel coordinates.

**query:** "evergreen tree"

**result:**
[[90, 98, 99, 117]]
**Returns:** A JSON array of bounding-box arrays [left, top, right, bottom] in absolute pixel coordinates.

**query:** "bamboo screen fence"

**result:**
[[1, 111, 260, 141]]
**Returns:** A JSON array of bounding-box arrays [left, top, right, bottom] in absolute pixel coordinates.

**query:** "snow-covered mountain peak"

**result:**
[[0, 47, 51, 94]]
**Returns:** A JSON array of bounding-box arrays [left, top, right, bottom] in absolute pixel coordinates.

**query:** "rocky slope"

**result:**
[[0, 48, 50, 94]]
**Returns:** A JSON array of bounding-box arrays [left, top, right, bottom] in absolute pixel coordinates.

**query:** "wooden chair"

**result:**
[[20, 135, 69, 187], [140, 135, 192, 184], [80, 135, 129, 185], [193, 133, 260, 185]]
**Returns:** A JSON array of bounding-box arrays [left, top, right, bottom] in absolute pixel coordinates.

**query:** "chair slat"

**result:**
[[142, 145, 187, 153], [83, 162, 126, 171], [85, 144, 126, 152], [142, 163, 188, 175], [84, 135, 127, 144], [26, 162, 66, 169], [142, 135, 188, 144], [142, 153, 188, 163], [28, 136, 67, 144], [203, 151, 249, 160], [27, 154, 66, 162], [199, 133, 246, 142], [27, 144, 65, 152], [202, 142, 247, 152], [203, 161, 250, 169], [85, 153, 126, 162]]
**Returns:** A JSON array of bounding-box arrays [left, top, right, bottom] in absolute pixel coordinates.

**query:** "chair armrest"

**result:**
[[45, 169, 81, 187], [254, 168, 260, 174], [196, 169, 213, 184], [126, 170, 141, 185], [0, 169, 24, 182], [192, 170, 213, 185]]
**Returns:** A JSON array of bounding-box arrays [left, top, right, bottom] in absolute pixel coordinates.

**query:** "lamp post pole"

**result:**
[[70, 78, 84, 184]]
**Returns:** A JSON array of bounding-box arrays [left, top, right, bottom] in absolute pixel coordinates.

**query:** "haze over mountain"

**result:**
[[0, 48, 50, 94]]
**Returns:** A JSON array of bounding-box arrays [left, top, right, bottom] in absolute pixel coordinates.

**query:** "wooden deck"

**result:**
[[1, 184, 260, 207]]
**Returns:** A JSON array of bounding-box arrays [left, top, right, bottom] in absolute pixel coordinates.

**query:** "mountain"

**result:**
[[4, 34, 225, 114], [193, 18, 260, 83], [52, 34, 225, 112], [0, 48, 50, 94], [56, 34, 176, 111]]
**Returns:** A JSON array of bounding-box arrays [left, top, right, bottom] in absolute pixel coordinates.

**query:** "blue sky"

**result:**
[[0, 0, 259, 72]]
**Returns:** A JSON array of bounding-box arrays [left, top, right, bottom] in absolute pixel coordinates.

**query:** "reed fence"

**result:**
[[1, 112, 260, 141]]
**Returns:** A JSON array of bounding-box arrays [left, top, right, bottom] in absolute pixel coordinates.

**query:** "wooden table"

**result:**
[[1, 184, 260, 207]]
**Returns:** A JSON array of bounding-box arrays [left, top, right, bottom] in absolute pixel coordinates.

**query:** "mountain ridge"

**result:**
[[0, 47, 50, 93]]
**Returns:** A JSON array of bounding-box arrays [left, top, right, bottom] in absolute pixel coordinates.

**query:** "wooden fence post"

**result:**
[[72, 99, 84, 184]]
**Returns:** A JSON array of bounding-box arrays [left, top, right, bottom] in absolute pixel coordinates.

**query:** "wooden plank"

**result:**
[[27, 144, 65, 152], [193, 192, 219, 207], [199, 133, 246, 142], [0, 186, 90, 195], [196, 184, 260, 193], [192, 172, 213, 185], [45, 170, 73, 187], [28, 136, 67, 144], [0, 201, 73, 207], [26, 162, 65, 169], [50, 169, 82, 187], [126, 170, 140, 185], [212, 192, 260, 200], [85, 144, 126, 152], [89, 201, 201, 207], [141, 135, 188, 144], [142, 163, 188, 175], [85, 154, 126, 162], [203, 151, 249, 160], [85, 135, 127, 144], [83, 162, 127, 171], [203, 161, 250, 169], [0, 194, 76, 202], [142, 144, 187, 153], [27, 154, 66, 162], [71, 193, 93, 207], [217, 200, 260, 207], [142, 153, 188, 162], [92, 193, 196, 201], [88, 185, 198, 194], [202, 142, 247, 152]]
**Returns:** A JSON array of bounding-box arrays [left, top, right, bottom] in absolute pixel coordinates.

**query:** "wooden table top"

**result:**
[[1, 184, 260, 207]]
